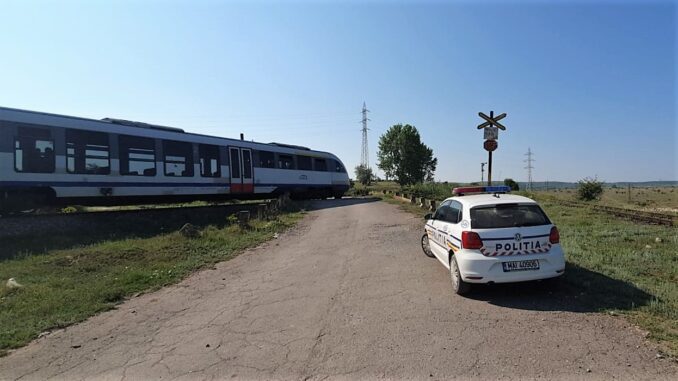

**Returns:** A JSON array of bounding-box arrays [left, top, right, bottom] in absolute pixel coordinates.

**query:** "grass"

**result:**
[[0, 211, 304, 356], [535, 186, 678, 215], [537, 196, 677, 353], [380, 193, 678, 356]]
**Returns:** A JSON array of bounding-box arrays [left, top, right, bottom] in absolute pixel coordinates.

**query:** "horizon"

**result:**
[[1, 0, 675, 183]]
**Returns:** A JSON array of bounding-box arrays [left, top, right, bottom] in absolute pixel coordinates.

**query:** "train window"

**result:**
[[66, 129, 110, 175], [163, 140, 194, 177], [334, 160, 345, 173], [242, 150, 252, 179], [278, 154, 294, 170], [230, 149, 240, 178], [119, 135, 156, 176], [257, 150, 275, 168], [297, 156, 312, 171], [314, 158, 327, 172], [14, 129, 55, 173], [199, 144, 220, 178]]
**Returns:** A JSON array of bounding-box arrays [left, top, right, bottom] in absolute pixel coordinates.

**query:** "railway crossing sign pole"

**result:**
[[477, 111, 507, 186]]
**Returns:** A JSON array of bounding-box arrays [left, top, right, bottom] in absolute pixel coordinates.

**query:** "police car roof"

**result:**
[[448, 193, 538, 208]]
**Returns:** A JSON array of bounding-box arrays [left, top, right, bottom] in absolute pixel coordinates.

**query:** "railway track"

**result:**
[[0, 200, 276, 220], [0, 200, 280, 241], [556, 200, 675, 227]]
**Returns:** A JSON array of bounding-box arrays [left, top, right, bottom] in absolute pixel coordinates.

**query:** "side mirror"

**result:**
[[424, 213, 433, 220]]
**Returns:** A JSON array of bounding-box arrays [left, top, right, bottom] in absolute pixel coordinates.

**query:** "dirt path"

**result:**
[[0, 199, 675, 380]]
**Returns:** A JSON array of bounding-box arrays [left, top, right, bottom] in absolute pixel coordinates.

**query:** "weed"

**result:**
[[0, 212, 302, 354]]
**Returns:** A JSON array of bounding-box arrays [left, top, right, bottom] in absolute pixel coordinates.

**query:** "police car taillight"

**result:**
[[549, 226, 560, 244], [462, 231, 483, 250]]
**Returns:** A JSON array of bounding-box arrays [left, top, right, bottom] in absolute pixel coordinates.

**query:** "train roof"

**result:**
[[0, 106, 332, 159]]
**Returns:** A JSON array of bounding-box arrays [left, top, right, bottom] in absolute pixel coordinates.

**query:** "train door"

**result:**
[[228, 147, 254, 193]]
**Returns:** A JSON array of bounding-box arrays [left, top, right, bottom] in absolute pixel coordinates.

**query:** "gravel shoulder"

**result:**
[[0, 198, 675, 380]]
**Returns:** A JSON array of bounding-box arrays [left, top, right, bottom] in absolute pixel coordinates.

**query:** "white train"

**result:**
[[0, 106, 350, 212]]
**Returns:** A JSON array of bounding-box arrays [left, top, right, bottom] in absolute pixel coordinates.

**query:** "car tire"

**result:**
[[449, 256, 471, 295], [421, 234, 435, 258]]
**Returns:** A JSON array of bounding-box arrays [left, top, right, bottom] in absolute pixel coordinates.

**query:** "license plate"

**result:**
[[502, 260, 539, 272]]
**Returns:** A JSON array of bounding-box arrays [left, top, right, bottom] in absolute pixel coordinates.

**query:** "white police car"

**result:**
[[421, 186, 565, 295]]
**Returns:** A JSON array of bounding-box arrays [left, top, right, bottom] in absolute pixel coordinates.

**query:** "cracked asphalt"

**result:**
[[0, 198, 676, 380]]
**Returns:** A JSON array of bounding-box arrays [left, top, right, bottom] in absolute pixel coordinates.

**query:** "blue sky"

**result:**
[[1, 0, 675, 182]]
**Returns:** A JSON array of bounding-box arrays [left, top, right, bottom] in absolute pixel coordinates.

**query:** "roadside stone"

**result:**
[[655, 237, 662, 243], [179, 223, 201, 239], [644, 245, 652, 249], [5, 278, 23, 289]]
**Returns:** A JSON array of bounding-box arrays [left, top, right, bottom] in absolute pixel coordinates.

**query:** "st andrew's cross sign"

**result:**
[[477, 110, 507, 186], [477, 112, 507, 130]]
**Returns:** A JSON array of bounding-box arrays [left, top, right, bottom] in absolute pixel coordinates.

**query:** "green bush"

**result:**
[[577, 177, 604, 201], [504, 178, 520, 191], [402, 183, 457, 201], [347, 187, 370, 197], [354, 165, 374, 186]]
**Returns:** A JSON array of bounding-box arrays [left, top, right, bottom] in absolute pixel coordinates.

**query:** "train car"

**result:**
[[0, 106, 350, 212]]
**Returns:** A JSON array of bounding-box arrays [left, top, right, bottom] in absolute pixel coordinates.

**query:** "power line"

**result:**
[[361, 102, 370, 169], [524, 147, 535, 191]]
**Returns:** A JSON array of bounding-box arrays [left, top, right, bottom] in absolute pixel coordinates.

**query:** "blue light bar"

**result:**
[[485, 186, 511, 193]]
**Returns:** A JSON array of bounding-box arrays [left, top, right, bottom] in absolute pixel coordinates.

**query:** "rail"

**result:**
[[378, 190, 674, 227], [555, 200, 674, 227], [0, 198, 284, 240]]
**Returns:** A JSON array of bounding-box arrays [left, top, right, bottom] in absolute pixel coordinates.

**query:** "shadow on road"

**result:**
[[466, 262, 655, 313], [301, 197, 381, 211]]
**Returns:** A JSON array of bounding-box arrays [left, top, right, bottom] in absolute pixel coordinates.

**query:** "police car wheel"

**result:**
[[421, 234, 435, 258], [450, 256, 471, 295]]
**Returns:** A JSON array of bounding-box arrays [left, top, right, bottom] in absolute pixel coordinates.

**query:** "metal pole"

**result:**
[[488, 111, 493, 186], [628, 183, 631, 202], [487, 151, 492, 186]]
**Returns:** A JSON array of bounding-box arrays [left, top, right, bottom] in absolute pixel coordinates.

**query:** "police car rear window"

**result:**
[[470, 203, 551, 229]]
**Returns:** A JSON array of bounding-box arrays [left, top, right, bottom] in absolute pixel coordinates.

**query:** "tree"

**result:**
[[377, 124, 437, 186], [354, 164, 373, 185], [577, 177, 604, 201], [504, 178, 520, 191]]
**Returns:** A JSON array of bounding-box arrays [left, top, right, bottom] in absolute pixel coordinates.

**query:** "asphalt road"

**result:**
[[1, 199, 675, 380]]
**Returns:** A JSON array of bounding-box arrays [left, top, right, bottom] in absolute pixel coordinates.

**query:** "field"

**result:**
[[380, 193, 678, 356], [0, 210, 304, 356], [539, 187, 678, 215], [356, 181, 677, 213]]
